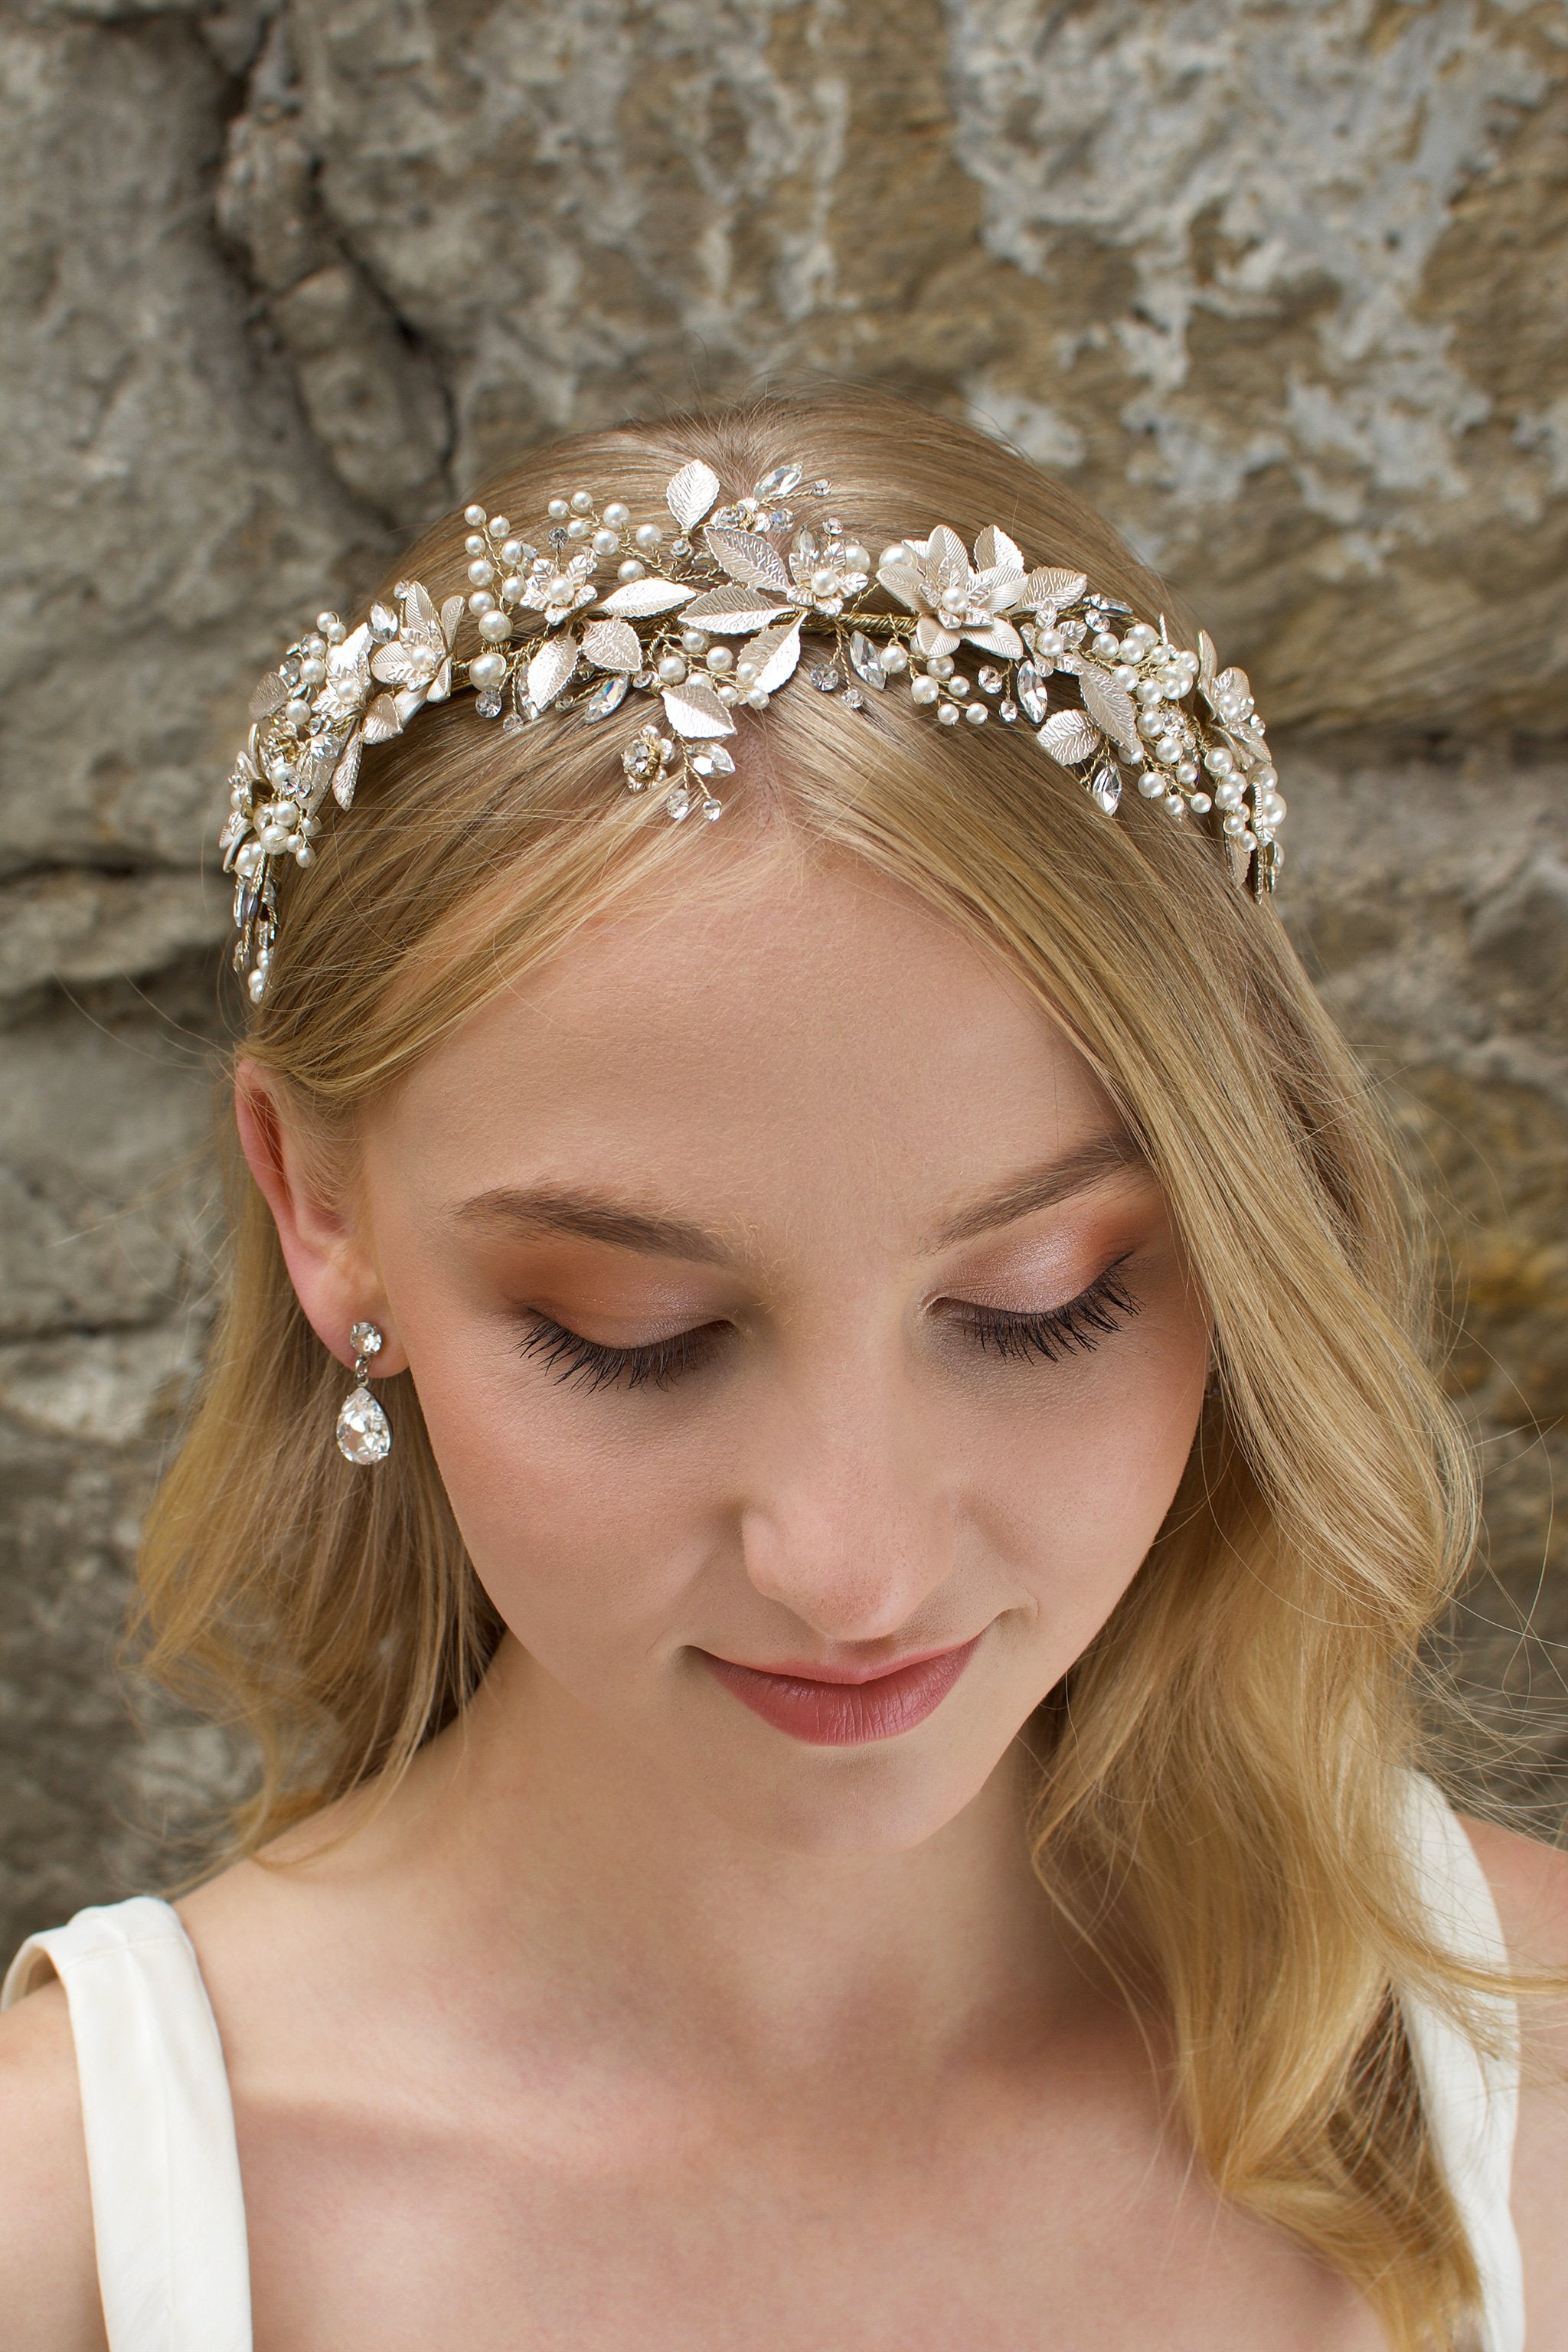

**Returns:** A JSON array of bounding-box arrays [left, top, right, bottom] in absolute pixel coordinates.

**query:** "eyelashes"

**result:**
[[952, 1262, 1139, 1365], [518, 1317, 726, 1393], [518, 1259, 1141, 1394]]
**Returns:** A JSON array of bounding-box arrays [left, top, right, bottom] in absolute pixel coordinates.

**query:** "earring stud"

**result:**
[[336, 1320, 392, 1465]]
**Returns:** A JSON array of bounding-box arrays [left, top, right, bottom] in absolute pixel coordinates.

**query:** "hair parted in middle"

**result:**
[[139, 384, 1494, 2350]]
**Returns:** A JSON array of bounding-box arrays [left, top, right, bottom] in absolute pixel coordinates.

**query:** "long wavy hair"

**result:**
[[140, 387, 1511, 2346]]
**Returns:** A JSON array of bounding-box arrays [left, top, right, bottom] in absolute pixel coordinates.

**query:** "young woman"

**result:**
[[0, 390, 1563, 2351]]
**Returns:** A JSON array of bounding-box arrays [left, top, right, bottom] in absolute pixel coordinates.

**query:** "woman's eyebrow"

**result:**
[[450, 1132, 1142, 1266], [451, 1185, 731, 1263], [926, 1131, 1144, 1249]]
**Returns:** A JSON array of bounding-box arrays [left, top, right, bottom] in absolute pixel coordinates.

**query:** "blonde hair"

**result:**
[[142, 387, 1509, 2344]]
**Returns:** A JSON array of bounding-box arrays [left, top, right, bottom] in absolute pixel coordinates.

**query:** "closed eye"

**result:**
[[518, 1315, 730, 1392], [942, 1257, 1140, 1364]]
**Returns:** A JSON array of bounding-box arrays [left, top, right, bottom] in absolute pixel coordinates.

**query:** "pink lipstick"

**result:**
[[701, 1635, 982, 1746]]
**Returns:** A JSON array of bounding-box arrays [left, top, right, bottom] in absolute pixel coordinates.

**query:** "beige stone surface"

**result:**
[[1, 0, 1564, 1952]]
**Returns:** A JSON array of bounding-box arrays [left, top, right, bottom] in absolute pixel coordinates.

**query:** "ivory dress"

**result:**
[[1, 1775, 1524, 2352]]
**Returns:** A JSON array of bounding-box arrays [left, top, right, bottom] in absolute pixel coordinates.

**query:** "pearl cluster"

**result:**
[[221, 457, 1285, 1003]]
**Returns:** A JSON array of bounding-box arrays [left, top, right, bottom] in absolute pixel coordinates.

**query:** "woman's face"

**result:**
[[292, 841, 1211, 1854]]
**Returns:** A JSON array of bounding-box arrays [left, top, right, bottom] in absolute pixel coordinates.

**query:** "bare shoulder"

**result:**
[[1462, 1811, 1568, 1968], [1460, 1813, 1568, 2352], [0, 1981, 106, 2351]]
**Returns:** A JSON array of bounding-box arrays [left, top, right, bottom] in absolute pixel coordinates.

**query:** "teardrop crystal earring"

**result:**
[[335, 1321, 392, 1465]]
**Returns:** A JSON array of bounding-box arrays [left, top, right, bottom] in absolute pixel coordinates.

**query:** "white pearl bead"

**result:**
[[965, 701, 987, 725], [880, 644, 908, 674], [910, 674, 940, 704], [468, 558, 494, 586], [299, 657, 326, 685], [1112, 665, 1138, 691], [547, 498, 569, 521], [466, 534, 485, 556], [1135, 679, 1164, 706], [468, 590, 495, 615], [927, 655, 955, 678], [1092, 632, 1119, 658], [603, 501, 630, 529], [565, 517, 590, 540], [591, 528, 619, 557], [501, 575, 523, 602], [704, 646, 733, 673], [570, 489, 593, 514], [1204, 745, 1234, 776], [634, 523, 663, 552], [1155, 734, 1181, 764], [1175, 760, 1198, 784], [1214, 780, 1244, 811], [680, 629, 710, 653], [469, 652, 507, 686], [488, 515, 511, 537], [478, 612, 512, 642], [618, 558, 647, 581], [840, 543, 871, 573], [464, 504, 486, 526], [1136, 773, 1164, 799], [235, 841, 265, 877], [735, 661, 758, 686], [315, 610, 339, 635], [1190, 792, 1212, 814], [936, 701, 962, 724], [657, 654, 687, 683]]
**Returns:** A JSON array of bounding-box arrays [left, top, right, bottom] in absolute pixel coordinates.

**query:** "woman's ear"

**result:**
[[234, 1060, 407, 1374]]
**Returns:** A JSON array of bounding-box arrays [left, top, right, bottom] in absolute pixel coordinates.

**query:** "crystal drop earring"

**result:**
[[335, 1321, 392, 1465]]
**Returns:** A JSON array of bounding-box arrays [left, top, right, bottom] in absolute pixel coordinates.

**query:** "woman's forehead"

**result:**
[[371, 846, 1128, 1232]]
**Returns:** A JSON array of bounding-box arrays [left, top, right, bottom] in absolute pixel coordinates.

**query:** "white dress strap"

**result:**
[[1398, 1775, 1525, 2352], [1, 1895, 253, 2352]]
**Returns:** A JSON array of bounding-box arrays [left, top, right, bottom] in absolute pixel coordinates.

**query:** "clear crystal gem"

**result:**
[[998, 699, 1018, 724], [808, 665, 841, 692], [701, 796, 723, 821], [847, 631, 886, 690], [350, 1321, 383, 1357], [976, 667, 1004, 695], [475, 689, 503, 718], [336, 1385, 390, 1465], [690, 743, 735, 779], [1089, 765, 1122, 815], [756, 462, 804, 498], [584, 675, 629, 722], [1016, 663, 1048, 724], [843, 687, 866, 710], [666, 786, 692, 821], [501, 712, 528, 736]]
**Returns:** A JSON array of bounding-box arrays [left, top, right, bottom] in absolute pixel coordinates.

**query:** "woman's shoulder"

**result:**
[[0, 1975, 106, 2351], [1460, 1812, 1568, 2348], [1459, 1808, 1568, 1973]]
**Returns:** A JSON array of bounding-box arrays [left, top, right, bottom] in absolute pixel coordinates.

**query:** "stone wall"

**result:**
[[2, 0, 1564, 1955]]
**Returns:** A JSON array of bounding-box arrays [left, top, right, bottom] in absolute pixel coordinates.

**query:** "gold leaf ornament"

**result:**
[[580, 619, 642, 673], [679, 583, 791, 634], [739, 617, 802, 695], [666, 461, 722, 532], [599, 577, 697, 619], [660, 678, 736, 739], [702, 525, 790, 593], [248, 671, 289, 720], [1079, 669, 1141, 757], [1037, 709, 1104, 766], [528, 629, 580, 712]]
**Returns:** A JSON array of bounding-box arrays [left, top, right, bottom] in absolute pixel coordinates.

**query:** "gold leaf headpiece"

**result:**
[[221, 457, 1283, 1001]]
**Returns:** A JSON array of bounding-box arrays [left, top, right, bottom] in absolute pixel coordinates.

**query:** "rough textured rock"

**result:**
[[1, 0, 1565, 1955]]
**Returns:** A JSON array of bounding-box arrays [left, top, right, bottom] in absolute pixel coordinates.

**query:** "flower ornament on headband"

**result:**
[[221, 458, 1284, 1000]]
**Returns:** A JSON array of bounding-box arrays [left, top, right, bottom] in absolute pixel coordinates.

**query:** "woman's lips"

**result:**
[[701, 1635, 982, 1746]]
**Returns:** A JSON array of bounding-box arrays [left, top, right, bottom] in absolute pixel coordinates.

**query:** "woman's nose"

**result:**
[[735, 1357, 958, 1643]]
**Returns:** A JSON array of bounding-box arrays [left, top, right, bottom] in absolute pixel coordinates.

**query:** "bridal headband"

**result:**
[[221, 457, 1284, 1001]]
